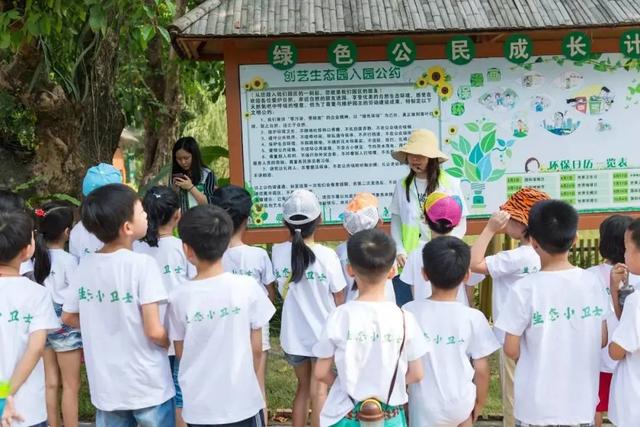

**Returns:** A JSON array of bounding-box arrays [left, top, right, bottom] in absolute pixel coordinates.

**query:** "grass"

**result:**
[[79, 338, 503, 422]]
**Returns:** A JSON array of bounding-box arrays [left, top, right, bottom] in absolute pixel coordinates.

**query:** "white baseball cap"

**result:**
[[283, 189, 321, 225]]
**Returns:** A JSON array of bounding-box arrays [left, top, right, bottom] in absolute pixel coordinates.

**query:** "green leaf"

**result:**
[[201, 145, 229, 165], [488, 169, 506, 181], [480, 130, 496, 153], [26, 14, 40, 35], [481, 122, 496, 132], [469, 144, 484, 164], [459, 136, 471, 155], [50, 193, 81, 206], [158, 27, 170, 44], [464, 122, 480, 132], [506, 148, 513, 158], [451, 153, 464, 167], [0, 34, 10, 50], [217, 177, 231, 187], [89, 6, 105, 32], [464, 160, 480, 182], [445, 167, 464, 178]]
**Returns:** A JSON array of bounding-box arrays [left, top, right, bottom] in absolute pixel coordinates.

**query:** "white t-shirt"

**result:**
[[335, 242, 396, 303], [63, 249, 174, 411], [168, 273, 275, 424], [609, 291, 640, 427], [485, 244, 540, 344], [313, 301, 430, 427], [44, 249, 78, 305], [222, 244, 276, 292], [0, 277, 59, 426], [495, 268, 608, 425], [18, 259, 33, 275], [404, 299, 500, 426], [69, 221, 103, 259], [272, 242, 347, 356], [400, 242, 484, 305]]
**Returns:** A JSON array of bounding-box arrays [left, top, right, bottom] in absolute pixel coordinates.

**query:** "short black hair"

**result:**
[[347, 229, 396, 281], [0, 210, 33, 263], [528, 199, 578, 254], [426, 217, 455, 235], [210, 185, 252, 232], [178, 205, 233, 262], [422, 236, 470, 290], [81, 184, 139, 244], [627, 219, 640, 251], [599, 215, 633, 264]]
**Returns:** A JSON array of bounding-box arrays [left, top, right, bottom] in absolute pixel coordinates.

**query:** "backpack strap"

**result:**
[[386, 309, 406, 406]]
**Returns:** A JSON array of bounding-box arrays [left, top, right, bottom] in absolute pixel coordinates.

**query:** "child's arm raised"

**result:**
[[314, 357, 336, 386], [471, 356, 490, 421], [470, 211, 510, 274], [141, 302, 169, 348]]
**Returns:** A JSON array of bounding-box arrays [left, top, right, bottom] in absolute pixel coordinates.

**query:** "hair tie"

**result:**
[[153, 193, 162, 199], [294, 228, 302, 233], [34, 208, 46, 218]]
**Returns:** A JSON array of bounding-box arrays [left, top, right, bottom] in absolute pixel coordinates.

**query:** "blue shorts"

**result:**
[[96, 398, 175, 427], [169, 356, 183, 408], [47, 303, 82, 352], [283, 353, 316, 367], [187, 411, 263, 427]]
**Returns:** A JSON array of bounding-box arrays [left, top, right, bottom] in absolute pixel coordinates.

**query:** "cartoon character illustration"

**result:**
[[479, 88, 518, 112], [525, 157, 541, 173], [597, 118, 612, 132], [554, 71, 583, 89], [542, 110, 581, 136], [521, 73, 544, 88], [554, 111, 565, 129], [531, 95, 550, 113]]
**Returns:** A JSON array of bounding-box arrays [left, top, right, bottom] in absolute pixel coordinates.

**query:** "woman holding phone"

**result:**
[[171, 136, 217, 211]]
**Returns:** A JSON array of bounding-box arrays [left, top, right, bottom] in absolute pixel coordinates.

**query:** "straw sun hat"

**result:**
[[391, 129, 449, 164]]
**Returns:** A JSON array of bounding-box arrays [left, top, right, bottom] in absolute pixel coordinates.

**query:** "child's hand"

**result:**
[[611, 263, 629, 291], [173, 175, 194, 190], [486, 211, 510, 234], [396, 254, 407, 268], [1, 396, 23, 427]]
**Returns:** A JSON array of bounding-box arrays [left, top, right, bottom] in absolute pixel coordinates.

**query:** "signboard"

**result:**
[[239, 53, 640, 228]]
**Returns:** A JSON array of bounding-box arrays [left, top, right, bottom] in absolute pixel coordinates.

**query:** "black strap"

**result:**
[[386, 309, 406, 406]]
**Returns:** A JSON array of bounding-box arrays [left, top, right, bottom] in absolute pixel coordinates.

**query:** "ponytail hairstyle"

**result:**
[[404, 160, 441, 203], [142, 186, 180, 247], [0, 210, 34, 268], [33, 202, 74, 284], [284, 216, 320, 283]]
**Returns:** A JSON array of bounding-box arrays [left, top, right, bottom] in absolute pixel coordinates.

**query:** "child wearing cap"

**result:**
[[335, 193, 395, 302], [404, 236, 499, 427], [69, 163, 123, 259], [389, 129, 468, 268], [272, 189, 347, 427], [400, 192, 484, 306], [469, 187, 549, 427], [213, 185, 277, 418]]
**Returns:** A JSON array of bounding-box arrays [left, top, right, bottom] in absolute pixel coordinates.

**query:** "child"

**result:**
[[69, 163, 122, 259], [61, 184, 175, 427], [0, 190, 33, 276], [0, 210, 59, 427], [469, 187, 549, 427], [212, 185, 277, 413], [608, 218, 640, 427], [272, 189, 347, 427], [34, 203, 82, 427], [167, 205, 275, 427], [495, 200, 608, 426], [586, 215, 635, 427], [389, 129, 468, 267], [401, 192, 483, 305], [314, 229, 429, 427], [138, 185, 194, 427], [404, 236, 499, 426], [335, 193, 395, 302]]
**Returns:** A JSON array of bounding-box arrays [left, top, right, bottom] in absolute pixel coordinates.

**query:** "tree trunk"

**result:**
[[141, 0, 187, 186]]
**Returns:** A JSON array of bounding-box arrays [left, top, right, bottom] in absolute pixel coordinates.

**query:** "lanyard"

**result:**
[[413, 179, 428, 220]]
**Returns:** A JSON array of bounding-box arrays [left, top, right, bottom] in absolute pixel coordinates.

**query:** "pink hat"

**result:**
[[424, 192, 462, 227]]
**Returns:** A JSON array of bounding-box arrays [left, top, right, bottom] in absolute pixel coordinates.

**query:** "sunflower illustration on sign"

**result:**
[[243, 76, 268, 91], [244, 183, 269, 226], [415, 66, 454, 101]]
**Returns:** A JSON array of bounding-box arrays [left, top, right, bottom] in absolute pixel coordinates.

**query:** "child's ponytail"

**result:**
[[32, 231, 51, 285], [286, 218, 319, 283], [32, 202, 74, 284], [142, 186, 180, 247]]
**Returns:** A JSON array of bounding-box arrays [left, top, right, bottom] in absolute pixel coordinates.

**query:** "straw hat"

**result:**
[[392, 129, 448, 164], [500, 187, 551, 225]]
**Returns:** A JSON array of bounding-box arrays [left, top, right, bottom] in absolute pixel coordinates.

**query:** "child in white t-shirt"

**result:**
[[401, 192, 483, 306], [167, 205, 275, 427], [586, 215, 635, 427], [495, 200, 608, 426], [608, 218, 640, 427], [212, 185, 277, 413], [33, 202, 82, 427], [62, 184, 175, 427], [469, 187, 549, 427], [273, 189, 347, 427], [314, 229, 429, 427], [0, 190, 34, 277], [69, 163, 122, 259], [137, 185, 194, 427], [335, 193, 395, 303], [0, 210, 59, 427], [405, 236, 499, 426]]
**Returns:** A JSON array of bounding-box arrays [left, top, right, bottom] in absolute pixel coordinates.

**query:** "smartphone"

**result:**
[[172, 173, 187, 181]]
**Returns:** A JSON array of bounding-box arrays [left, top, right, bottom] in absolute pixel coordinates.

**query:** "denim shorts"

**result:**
[[187, 411, 263, 427], [283, 352, 316, 367], [169, 356, 183, 408], [95, 398, 175, 427], [47, 303, 82, 352], [515, 421, 594, 427]]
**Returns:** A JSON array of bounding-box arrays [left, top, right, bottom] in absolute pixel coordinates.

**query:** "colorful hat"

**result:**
[[500, 187, 551, 225], [424, 192, 463, 227], [283, 189, 321, 225], [391, 129, 448, 164], [343, 193, 380, 235], [82, 163, 123, 196]]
